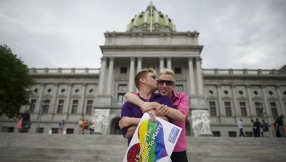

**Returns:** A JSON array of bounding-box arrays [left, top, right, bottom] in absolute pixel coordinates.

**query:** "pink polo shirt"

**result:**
[[172, 91, 189, 152]]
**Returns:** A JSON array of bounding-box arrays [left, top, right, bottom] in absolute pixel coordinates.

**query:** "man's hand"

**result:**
[[147, 110, 157, 122], [119, 117, 133, 129], [156, 104, 169, 116], [140, 102, 155, 113]]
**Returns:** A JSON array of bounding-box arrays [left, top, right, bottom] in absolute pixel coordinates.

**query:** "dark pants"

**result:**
[[20, 120, 28, 133], [254, 129, 260, 137], [239, 128, 244, 137], [171, 151, 188, 162]]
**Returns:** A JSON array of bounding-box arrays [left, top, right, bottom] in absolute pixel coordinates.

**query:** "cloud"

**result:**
[[0, 0, 285, 69]]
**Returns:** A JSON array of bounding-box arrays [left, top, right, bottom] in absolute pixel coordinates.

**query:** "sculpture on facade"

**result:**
[[91, 109, 110, 135], [191, 110, 212, 137]]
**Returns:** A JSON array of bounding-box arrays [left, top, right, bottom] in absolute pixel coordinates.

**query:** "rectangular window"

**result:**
[[43, 100, 50, 113], [37, 128, 44, 133], [86, 100, 93, 114], [212, 131, 220, 137], [255, 102, 263, 117], [66, 128, 74, 134], [30, 99, 37, 113], [245, 132, 253, 137], [225, 102, 232, 116], [57, 100, 64, 114], [175, 85, 183, 92], [174, 67, 182, 74], [71, 100, 78, 114], [239, 102, 247, 116], [228, 131, 237, 137], [118, 93, 126, 105], [118, 84, 127, 91], [270, 102, 278, 116], [209, 102, 217, 116], [1, 126, 14, 133], [51, 128, 58, 134], [120, 67, 127, 74]]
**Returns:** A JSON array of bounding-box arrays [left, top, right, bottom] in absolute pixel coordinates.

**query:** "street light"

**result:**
[[36, 99, 45, 133]]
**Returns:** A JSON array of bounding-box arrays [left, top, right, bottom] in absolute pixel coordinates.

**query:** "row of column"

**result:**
[[215, 84, 285, 117], [98, 56, 204, 96]]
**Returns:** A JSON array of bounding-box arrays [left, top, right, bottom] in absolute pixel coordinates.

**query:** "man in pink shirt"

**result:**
[[121, 68, 189, 162]]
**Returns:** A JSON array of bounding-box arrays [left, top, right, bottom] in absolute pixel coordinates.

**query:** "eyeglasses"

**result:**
[[150, 75, 157, 80], [145, 74, 157, 80], [157, 79, 174, 86]]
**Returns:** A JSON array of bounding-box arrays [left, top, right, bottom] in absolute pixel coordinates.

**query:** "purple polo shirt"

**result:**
[[121, 93, 173, 145]]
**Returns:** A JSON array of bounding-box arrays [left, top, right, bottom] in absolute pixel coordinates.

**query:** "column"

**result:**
[[80, 84, 87, 115], [196, 57, 203, 95], [65, 84, 73, 114], [276, 85, 285, 115], [188, 57, 195, 95], [137, 57, 142, 72], [217, 85, 224, 116], [35, 83, 45, 113], [51, 83, 59, 114], [231, 84, 239, 116], [167, 57, 172, 70], [128, 57, 135, 92], [159, 57, 164, 72], [107, 57, 114, 95], [246, 85, 255, 116], [98, 57, 107, 95], [261, 85, 270, 117]]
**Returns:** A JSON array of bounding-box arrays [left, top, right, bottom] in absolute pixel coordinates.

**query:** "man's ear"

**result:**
[[139, 77, 145, 83]]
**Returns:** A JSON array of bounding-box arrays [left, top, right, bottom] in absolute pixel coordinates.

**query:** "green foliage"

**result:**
[[0, 45, 35, 118]]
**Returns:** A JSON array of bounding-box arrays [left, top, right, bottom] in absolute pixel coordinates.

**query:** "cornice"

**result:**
[[100, 45, 204, 53]]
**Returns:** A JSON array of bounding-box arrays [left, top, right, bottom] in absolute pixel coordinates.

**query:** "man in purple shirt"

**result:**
[[120, 68, 173, 145]]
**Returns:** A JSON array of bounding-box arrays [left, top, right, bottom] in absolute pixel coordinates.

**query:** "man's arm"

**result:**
[[119, 117, 141, 129], [125, 126, 137, 139], [125, 93, 157, 112], [157, 94, 189, 122], [125, 92, 144, 107]]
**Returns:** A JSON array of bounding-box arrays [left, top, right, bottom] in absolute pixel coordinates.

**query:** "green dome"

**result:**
[[126, 3, 176, 32]]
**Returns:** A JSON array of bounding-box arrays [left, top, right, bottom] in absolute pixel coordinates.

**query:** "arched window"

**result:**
[[110, 117, 121, 135]]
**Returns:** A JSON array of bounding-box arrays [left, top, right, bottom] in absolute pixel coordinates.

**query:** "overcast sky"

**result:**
[[0, 0, 285, 70]]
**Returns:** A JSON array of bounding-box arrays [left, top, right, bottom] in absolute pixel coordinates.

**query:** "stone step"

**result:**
[[1, 156, 285, 162], [1, 133, 286, 162]]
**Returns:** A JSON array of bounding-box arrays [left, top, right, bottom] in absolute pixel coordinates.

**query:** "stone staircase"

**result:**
[[0, 133, 285, 162]]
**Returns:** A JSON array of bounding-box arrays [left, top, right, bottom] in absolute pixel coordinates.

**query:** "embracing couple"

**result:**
[[120, 67, 189, 162]]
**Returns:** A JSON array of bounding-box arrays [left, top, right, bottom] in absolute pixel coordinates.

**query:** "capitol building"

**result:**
[[1, 2, 286, 137]]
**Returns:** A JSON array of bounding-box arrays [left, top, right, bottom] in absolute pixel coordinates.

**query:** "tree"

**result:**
[[0, 45, 35, 118]]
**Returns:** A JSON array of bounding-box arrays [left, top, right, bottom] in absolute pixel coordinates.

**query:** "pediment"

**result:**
[[175, 76, 186, 81], [207, 96, 217, 100], [115, 75, 128, 81], [222, 96, 232, 100], [72, 94, 81, 98], [252, 96, 263, 100], [237, 96, 247, 100], [267, 96, 277, 100], [57, 94, 67, 98], [43, 94, 53, 98], [86, 94, 95, 98], [30, 94, 39, 98]]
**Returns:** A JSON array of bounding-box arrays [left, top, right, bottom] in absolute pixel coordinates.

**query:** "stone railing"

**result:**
[[29, 68, 100, 75], [203, 69, 286, 76], [111, 100, 126, 106]]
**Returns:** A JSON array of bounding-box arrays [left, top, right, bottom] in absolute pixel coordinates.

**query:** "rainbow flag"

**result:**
[[123, 113, 181, 162]]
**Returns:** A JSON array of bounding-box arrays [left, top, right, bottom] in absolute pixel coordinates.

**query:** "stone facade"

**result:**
[[1, 3, 286, 137]]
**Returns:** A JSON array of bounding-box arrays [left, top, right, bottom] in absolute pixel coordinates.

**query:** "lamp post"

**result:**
[[36, 99, 45, 133], [260, 102, 265, 119]]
